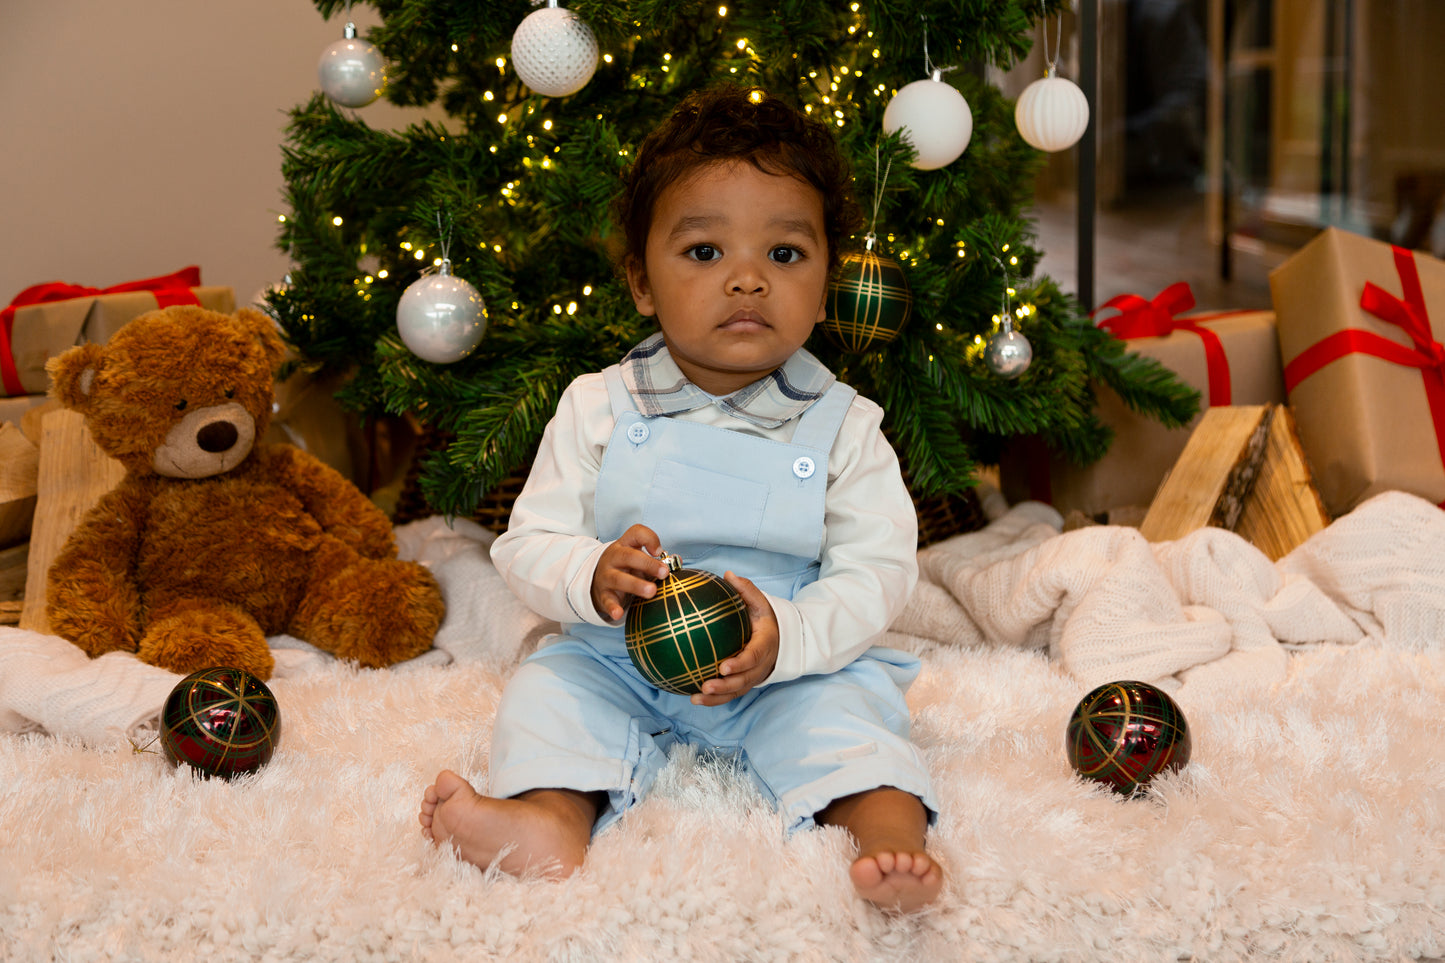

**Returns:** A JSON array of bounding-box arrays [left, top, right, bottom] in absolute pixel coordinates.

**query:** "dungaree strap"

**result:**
[[789, 382, 857, 451], [601, 364, 637, 418]]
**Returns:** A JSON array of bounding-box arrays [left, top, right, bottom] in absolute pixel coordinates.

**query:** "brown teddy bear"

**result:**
[[43, 304, 446, 680]]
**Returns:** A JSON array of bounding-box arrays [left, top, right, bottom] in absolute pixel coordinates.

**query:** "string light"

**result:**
[[332, 216, 344, 226]]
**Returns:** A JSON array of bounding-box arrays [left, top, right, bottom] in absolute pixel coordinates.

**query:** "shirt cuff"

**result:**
[[759, 592, 804, 686], [565, 541, 616, 626]]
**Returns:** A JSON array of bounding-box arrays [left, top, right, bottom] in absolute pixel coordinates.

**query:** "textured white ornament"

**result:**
[[397, 260, 487, 363], [882, 71, 973, 170], [1015, 71, 1090, 152], [984, 329, 1033, 378], [318, 22, 387, 108], [510, 1, 598, 98]]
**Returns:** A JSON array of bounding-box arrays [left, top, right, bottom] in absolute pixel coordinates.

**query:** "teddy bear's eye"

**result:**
[[224, 388, 235, 399], [175, 399, 188, 411]]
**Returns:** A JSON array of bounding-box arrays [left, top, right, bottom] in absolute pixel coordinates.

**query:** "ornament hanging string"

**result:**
[[1041, 1, 1063, 76], [993, 254, 1015, 334], [430, 210, 454, 275], [920, 15, 956, 81], [865, 145, 894, 252]]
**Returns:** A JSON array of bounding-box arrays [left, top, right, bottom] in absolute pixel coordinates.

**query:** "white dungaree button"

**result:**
[[627, 422, 650, 444], [792, 456, 816, 479]]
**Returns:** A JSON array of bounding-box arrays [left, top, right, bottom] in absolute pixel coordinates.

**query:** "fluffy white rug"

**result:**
[[3, 497, 1445, 961]]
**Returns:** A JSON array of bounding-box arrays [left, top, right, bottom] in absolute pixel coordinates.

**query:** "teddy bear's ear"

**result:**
[[45, 342, 107, 413], [235, 307, 287, 371]]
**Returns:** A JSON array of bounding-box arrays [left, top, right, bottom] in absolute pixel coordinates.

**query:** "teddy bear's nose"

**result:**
[[196, 420, 239, 453]]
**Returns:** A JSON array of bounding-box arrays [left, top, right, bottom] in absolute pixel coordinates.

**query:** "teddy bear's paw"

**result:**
[[139, 604, 277, 681], [292, 558, 445, 668]]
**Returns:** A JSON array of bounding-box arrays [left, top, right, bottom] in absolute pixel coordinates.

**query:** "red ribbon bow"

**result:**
[[0, 266, 202, 396], [1092, 281, 1232, 406], [1282, 244, 1445, 489]]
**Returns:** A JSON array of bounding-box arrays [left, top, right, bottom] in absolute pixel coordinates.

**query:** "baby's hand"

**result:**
[[692, 572, 779, 707], [591, 524, 670, 622]]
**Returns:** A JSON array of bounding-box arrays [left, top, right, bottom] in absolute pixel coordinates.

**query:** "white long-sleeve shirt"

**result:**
[[490, 364, 919, 686]]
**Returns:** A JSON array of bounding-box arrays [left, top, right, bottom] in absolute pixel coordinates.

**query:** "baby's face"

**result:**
[[626, 160, 829, 396]]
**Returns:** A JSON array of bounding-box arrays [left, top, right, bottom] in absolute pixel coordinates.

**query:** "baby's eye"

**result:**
[[770, 246, 804, 264], [686, 245, 719, 262]]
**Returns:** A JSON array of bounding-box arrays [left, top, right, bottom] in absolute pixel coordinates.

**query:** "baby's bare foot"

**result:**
[[849, 849, 944, 913], [419, 770, 595, 878]]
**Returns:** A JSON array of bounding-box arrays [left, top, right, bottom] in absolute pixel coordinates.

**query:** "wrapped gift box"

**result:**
[[1001, 283, 1285, 517], [1271, 227, 1445, 516], [0, 266, 234, 397]]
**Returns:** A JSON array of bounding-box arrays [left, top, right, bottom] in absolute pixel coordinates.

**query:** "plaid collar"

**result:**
[[618, 332, 836, 429]]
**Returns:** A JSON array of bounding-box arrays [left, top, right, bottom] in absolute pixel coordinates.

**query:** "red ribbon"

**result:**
[[1282, 245, 1445, 490], [1093, 281, 1233, 406], [0, 266, 202, 396]]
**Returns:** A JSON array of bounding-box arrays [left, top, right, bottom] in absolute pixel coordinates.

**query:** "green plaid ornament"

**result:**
[[625, 554, 751, 695], [820, 235, 913, 352]]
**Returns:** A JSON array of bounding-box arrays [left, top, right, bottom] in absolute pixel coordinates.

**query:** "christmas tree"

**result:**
[[273, 0, 1197, 521]]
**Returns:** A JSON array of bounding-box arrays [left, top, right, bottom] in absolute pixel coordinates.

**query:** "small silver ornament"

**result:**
[[510, 0, 599, 98], [397, 259, 487, 363], [318, 22, 387, 108], [985, 329, 1033, 378]]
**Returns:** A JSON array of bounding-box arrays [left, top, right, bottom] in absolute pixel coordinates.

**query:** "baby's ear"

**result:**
[[46, 342, 107, 414], [624, 256, 656, 317]]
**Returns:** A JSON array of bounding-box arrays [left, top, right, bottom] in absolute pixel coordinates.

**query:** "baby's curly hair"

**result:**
[[612, 85, 863, 275]]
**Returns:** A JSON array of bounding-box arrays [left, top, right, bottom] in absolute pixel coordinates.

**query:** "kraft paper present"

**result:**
[[1001, 304, 1284, 517], [0, 267, 234, 397], [1271, 227, 1445, 516]]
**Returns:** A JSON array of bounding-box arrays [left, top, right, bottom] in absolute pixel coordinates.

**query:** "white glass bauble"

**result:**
[[510, 2, 599, 98], [397, 261, 487, 364], [984, 329, 1033, 378], [882, 72, 973, 170], [318, 24, 387, 108], [1014, 73, 1090, 152]]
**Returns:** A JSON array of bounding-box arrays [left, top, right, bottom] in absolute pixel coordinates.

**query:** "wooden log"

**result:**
[[0, 422, 40, 549], [19, 409, 126, 633], [1140, 405, 1273, 543], [0, 542, 28, 602], [1234, 405, 1331, 560]]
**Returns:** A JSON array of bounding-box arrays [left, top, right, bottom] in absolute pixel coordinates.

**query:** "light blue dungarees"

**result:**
[[489, 364, 937, 835]]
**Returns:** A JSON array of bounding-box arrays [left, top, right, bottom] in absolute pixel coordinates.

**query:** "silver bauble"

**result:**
[[318, 23, 387, 108], [397, 261, 487, 364], [984, 329, 1033, 378], [510, 2, 598, 98], [882, 71, 973, 170]]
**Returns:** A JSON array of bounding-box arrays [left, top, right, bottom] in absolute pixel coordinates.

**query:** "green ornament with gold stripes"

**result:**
[[625, 553, 751, 695], [819, 234, 913, 352]]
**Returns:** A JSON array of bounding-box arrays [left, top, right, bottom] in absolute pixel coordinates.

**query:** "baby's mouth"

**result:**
[[721, 310, 769, 330]]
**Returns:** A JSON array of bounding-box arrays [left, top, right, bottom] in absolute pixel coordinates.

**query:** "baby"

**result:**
[[420, 85, 943, 912]]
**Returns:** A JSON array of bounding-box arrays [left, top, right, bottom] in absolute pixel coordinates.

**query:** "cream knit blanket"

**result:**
[[2, 490, 1441, 744]]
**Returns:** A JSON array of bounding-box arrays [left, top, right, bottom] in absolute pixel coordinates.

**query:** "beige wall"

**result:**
[[0, 0, 439, 311]]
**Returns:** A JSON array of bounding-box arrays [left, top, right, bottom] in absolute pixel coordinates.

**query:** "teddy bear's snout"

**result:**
[[153, 401, 257, 479], [197, 420, 240, 453]]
